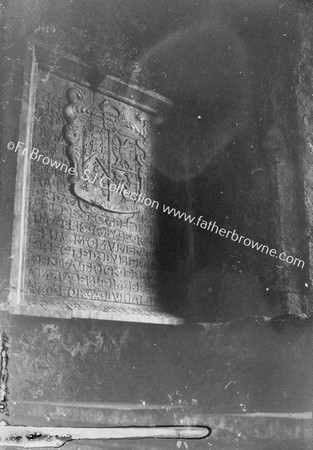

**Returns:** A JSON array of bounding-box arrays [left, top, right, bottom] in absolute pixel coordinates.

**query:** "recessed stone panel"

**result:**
[[8, 43, 177, 324]]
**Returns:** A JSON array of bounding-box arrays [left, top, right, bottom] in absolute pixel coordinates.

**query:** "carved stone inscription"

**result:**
[[21, 71, 175, 323]]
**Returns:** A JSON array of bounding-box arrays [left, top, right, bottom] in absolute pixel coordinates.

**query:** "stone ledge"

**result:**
[[8, 401, 313, 449]]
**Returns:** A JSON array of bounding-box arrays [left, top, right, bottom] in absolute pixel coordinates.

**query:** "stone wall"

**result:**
[[0, 2, 313, 447]]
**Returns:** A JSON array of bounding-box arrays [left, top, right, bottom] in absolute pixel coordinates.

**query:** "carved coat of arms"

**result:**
[[62, 87, 151, 214]]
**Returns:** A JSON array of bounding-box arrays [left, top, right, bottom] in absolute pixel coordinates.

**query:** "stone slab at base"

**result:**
[[9, 401, 313, 450]]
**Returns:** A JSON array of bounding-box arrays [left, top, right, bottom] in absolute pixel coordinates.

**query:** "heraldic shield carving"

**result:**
[[62, 87, 151, 214]]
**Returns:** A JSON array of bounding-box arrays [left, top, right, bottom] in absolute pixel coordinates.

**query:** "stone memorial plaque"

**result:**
[[8, 43, 178, 324]]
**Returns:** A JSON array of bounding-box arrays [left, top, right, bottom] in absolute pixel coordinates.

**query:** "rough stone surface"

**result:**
[[1, 2, 313, 449], [1, 313, 312, 414]]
